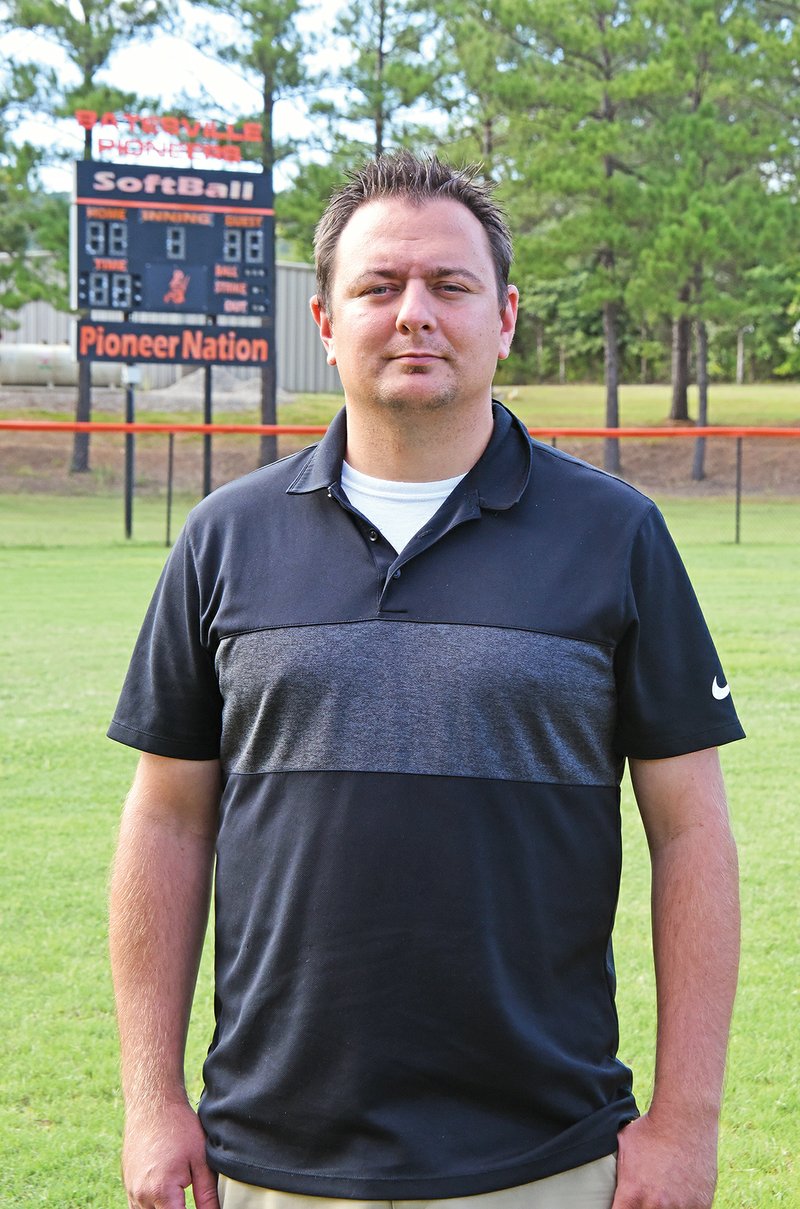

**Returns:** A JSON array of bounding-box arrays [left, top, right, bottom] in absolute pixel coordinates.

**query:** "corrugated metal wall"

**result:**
[[277, 262, 339, 394], [0, 262, 342, 395], [1, 299, 67, 345]]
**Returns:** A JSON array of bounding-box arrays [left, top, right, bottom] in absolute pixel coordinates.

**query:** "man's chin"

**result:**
[[368, 364, 457, 409], [374, 384, 460, 413]]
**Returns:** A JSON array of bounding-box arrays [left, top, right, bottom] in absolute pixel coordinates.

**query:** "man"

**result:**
[[108, 151, 743, 1209]]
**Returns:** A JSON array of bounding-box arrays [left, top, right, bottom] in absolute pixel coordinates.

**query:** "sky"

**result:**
[[0, 0, 341, 193]]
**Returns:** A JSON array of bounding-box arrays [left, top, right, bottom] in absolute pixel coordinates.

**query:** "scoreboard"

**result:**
[[71, 161, 273, 317]]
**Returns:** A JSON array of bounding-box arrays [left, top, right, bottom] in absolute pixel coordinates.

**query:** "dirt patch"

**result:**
[[0, 383, 296, 496], [554, 433, 798, 497], [1, 386, 797, 498]]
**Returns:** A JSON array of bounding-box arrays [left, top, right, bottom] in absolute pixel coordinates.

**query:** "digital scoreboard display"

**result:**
[[71, 161, 273, 317]]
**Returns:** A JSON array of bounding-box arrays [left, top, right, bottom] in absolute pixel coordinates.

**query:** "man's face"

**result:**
[[311, 197, 518, 421]]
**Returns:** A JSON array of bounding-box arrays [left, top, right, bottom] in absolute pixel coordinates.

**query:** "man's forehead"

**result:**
[[340, 195, 481, 235], [333, 197, 493, 275]]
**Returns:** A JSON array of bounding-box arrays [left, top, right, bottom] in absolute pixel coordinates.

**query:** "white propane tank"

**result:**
[[0, 343, 121, 387]]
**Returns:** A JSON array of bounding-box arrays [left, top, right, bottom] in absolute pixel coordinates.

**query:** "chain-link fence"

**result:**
[[541, 430, 798, 546], [0, 421, 797, 546]]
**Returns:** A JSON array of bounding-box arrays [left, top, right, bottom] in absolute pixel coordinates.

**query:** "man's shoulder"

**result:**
[[185, 442, 320, 531], [526, 436, 656, 525]]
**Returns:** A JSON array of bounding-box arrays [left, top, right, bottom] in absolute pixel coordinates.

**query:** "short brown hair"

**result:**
[[313, 150, 513, 313]]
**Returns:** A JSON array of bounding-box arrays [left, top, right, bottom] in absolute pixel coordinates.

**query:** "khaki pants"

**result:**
[[218, 1155, 617, 1209]]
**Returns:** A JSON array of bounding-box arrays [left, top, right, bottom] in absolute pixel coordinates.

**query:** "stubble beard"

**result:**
[[369, 364, 460, 416]]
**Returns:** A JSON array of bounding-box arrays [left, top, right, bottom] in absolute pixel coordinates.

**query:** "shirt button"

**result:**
[[368, 529, 378, 542], [393, 570, 401, 578]]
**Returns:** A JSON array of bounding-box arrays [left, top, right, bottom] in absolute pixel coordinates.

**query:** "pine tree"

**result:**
[[193, 0, 307, 465], [467, 0, 658, 471], [625, 0, 799, 471], [323, 0, 442, 158], [7, 0, 170, 470], [267, 0, 446, 353]]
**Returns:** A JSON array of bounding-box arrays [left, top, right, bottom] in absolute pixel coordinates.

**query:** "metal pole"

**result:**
[[203, 362, 212, 497], [166, 431, 175, 548], [124, 377, 135, 540], [735, 437, 743, 545], [203, 314, 215, 498]]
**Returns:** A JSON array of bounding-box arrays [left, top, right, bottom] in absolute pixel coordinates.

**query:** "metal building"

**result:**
[[0, 261, 341, 395]]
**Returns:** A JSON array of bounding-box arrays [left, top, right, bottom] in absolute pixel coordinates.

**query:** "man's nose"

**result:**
[[396, 282, 436, 332]]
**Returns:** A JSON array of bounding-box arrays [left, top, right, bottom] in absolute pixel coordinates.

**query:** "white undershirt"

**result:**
[[340, 461, 467, 553]]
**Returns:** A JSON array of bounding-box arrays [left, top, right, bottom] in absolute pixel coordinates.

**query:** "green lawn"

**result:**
[[493, 381, 800, 427], [279, 380, 800, 428], [2, 378, 799, 429], [1, 496, 798, 1207]]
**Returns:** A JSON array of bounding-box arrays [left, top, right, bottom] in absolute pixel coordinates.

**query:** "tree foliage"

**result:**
[[0, 62, 68, 324], [274, 0, 448, 262], [321, 0, 442, 157], [620, 0, 800, 436], [7, 0, 167, 143], [277, 147, 362, 263], [468, 0, 662, 467], [191, 0, 309, 464], [4, 0, 170, 471], [3, 0, 800, 413], [428, 0, 800, 414]]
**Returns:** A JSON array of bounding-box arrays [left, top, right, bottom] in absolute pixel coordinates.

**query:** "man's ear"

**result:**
[[310, 295, 336, 366], [497, 285, 519, 362]]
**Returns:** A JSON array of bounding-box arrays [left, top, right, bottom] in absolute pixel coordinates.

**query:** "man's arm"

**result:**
[[612, 747, 740, 1209], [109, 752, 222, 1209]]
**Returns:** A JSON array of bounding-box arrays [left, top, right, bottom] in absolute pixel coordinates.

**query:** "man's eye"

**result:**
[[439, 283, 467, 293], [366, 285, 392, 295]]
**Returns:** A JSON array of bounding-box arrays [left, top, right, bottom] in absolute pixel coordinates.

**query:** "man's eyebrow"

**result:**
[[348, 266, 486, 288], [348, 270, 397, 288], [430, 266, 485, 286]]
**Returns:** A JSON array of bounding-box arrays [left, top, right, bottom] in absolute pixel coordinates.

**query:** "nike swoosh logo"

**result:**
[[712, 677, 731, 700]]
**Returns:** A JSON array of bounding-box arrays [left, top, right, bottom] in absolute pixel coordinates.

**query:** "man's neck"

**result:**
[[343, 401, 495, 483]]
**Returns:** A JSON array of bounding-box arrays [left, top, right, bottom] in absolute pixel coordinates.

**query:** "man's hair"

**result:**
[[313, 150, 513, 313]]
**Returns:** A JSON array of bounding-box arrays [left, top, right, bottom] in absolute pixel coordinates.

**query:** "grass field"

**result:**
[[493, 381, 800, 427], [4, 378, 800, 427], [200, 376, 793, 427], [1, 489, 798, 1207]]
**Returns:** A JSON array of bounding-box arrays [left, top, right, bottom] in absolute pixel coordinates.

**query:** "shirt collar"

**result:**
[[286, 401, 532, 511]]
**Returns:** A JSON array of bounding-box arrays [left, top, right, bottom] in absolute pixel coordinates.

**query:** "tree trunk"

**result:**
[[481, 116, 494, 167], [558, 344, 566, 385], [736, 327, 745, 385], [692, 319, 709, 481], [259, 361, 278, 465], [72, 125, 93, 472], [603, 298, 621, 474], [70, 359, 92, 472], [259, 80, 278, 467], [670, 309, 691, 421], [374, 0, 386, 158], [598, 126, 620, 473]]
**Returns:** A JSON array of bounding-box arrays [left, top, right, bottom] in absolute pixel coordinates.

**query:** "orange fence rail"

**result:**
[[1, 420, 799, 438]]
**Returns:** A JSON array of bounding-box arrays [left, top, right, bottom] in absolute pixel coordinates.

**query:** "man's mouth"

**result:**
[[390, 351, 446, 364]]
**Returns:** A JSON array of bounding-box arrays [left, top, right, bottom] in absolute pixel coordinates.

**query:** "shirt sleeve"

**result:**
[[613, 505, 745, 760], [107, 524, 223, 760]]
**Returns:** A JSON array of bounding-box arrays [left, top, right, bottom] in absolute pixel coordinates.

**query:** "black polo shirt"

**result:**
[[109, 404, 744, 1197]]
